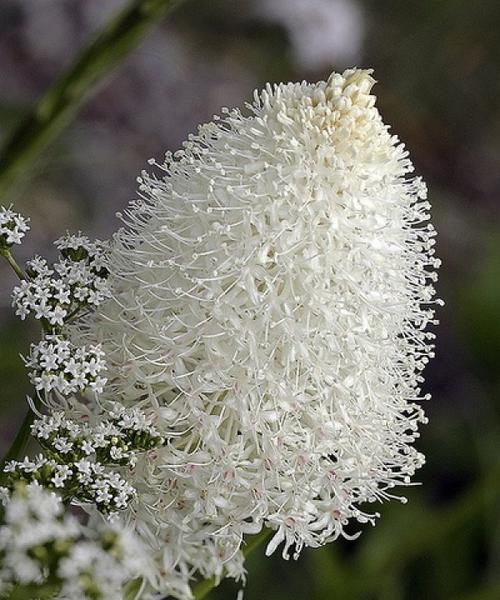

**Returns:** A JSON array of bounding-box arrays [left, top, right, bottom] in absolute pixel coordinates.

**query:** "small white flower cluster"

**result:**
[[106, 402, 165, 461], [3, 407, 164, 514], [57, 523, 149, 600], [25, 335, 107, 395], [3, 454, 135, 513], [0, 205, 29, 248], [0, 482, 148, 599], [12, 234, 111, 329], [55, 232, 107, 266], [32, 408, 163, 467], [0, 217, 155, 592], [0, 482, 80, 589]]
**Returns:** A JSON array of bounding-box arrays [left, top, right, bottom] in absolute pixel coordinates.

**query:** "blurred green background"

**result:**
[[1, 1, 499, 599]]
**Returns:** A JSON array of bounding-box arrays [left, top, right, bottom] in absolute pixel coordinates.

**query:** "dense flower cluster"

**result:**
[[12, 234, 111, 329], [3, 454, 135, 513], [57, 524, 148, 600], [70, 68, 440, 597], [0, 482, 148, 599], [25, 335, 107, 395], [32, 408, 163, 467], [0, 205, 29, 248], [3, 406, 164, 515], [55, 233, 108, 266]]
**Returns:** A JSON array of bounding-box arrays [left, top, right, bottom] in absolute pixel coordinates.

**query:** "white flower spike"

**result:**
[[74, 68, 441, 598]]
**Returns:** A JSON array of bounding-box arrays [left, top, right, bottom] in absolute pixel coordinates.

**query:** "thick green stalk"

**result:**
[[192, 528, 273, 600], [4, 582, 60, 600], [0, 401, 40, 481], [0, 249, 25, 281], [0, 250, 40, 477], [0, 0, 184, 199]]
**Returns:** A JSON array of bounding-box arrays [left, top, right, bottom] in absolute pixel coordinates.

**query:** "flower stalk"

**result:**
[[0, 246, 36, 479], [0, 249, 26, 281], [4, 582, 60, 600], [0, 402, 39, 481], [0, 0, 184, 200]]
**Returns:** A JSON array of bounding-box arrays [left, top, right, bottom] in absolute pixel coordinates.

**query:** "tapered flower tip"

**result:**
[[75, 68, 440, 598]]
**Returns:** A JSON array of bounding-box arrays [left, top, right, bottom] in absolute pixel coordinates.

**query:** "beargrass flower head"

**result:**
[[71, 68, 441, 598]]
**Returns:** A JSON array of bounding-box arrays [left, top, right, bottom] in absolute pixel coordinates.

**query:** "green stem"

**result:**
[[0, 0, 184, 200], [0, 249, 46, 475], [0, 249, 33, 479], [0, 249, 26, 280], [192, 528, 273, 600], [0, 399, 40, 482]]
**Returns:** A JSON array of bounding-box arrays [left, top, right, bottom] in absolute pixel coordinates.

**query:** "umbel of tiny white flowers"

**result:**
[[4, 453, 135, 514], [32, 406, 164, 467], [70, 68, 442, 599], [1, 216, 160, 594], [0, 205, 29, 249], [0, 481, 150, 600], [2, 221, 165, 514], [3, 406, 164, 514], [12, 233, 111, 331], [9, 231, 111, 405], [25, 335, 107, 396]]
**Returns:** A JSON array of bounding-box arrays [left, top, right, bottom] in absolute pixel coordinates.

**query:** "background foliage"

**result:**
[[0, 1, 499, 599]]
